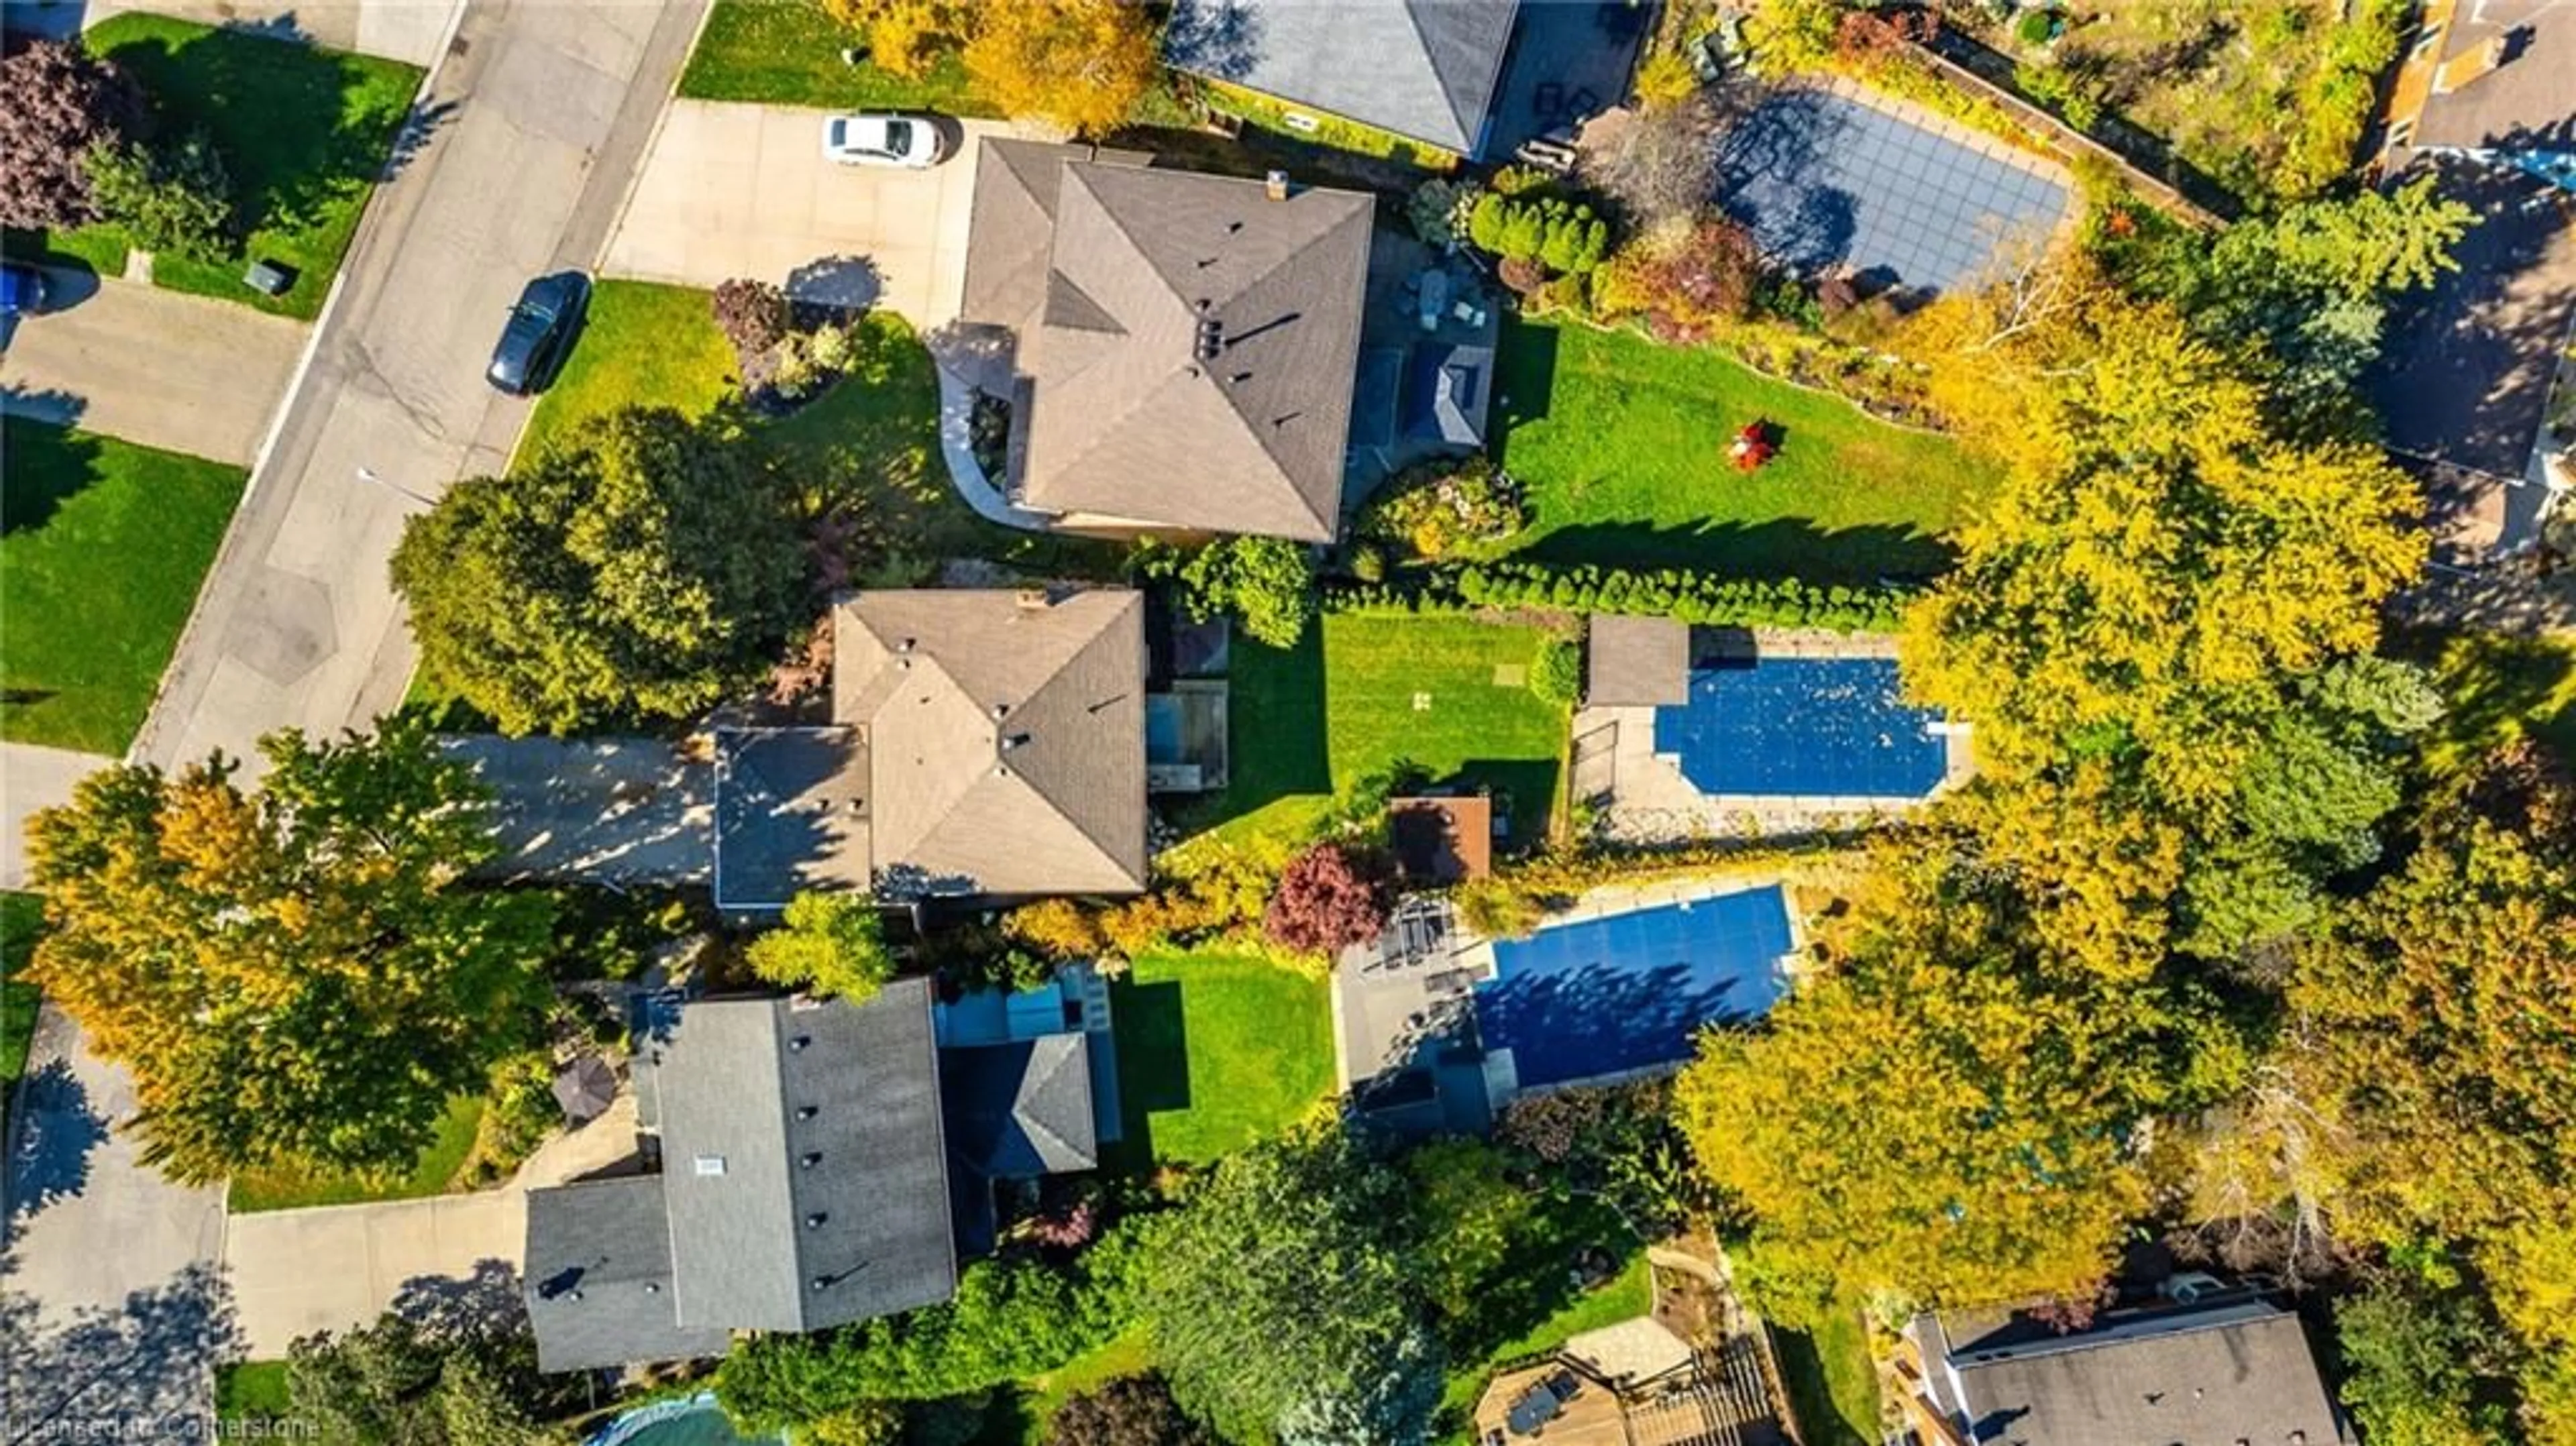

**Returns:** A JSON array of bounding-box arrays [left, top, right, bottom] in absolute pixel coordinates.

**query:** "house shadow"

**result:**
[[4, 1057, 111, 1223], [1105, 978, 1188, 1172]]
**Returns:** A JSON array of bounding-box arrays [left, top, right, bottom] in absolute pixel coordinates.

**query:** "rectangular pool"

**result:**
[[1474, 885, 1794, 1092], [1652, 656, 1947, 799]]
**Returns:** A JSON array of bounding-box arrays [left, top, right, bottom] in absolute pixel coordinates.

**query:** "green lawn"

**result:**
[[1, 419, 248, 754], [54, 13, 422, 317], [680, 0, 996, 113], [227, 1094, 485, 1213], [2406, 628, 2576, 779], [1110, 947, 1334, 1166], [1014, 1329, 1156, 1440], [1436, 1248, 1654, 1439], [1488, 315, 1998, 583], [1199, 614, 1571, 845], [1, 894, 46, 1086], [216, 1361, 293, 1432], [1770, 1302, 1883, 1446], [517, 278, 1110, 574]]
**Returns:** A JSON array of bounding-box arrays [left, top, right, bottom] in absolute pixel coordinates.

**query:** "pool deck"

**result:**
[[1572, 631, 1972, 844]]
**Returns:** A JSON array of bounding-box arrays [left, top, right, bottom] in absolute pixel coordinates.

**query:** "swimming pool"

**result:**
[[1474, 886, 1795, 1092], [1652, 657, 1948, 800], [586, 1394, 785, 1446]]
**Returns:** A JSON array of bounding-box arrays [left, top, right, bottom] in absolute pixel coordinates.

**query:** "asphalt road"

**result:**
[[132, 0, 710, 774]]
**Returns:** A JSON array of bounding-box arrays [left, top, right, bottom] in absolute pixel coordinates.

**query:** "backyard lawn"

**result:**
[[2, 893, 45, 1087], [680, 0, 995, 113], [1, 419, 248, 755], [227, 1093, 485, 1213], [58, 13, 422, 317], [1201, 613, 1572, 846], [517, 278, 1108, 573], [1770, 1301, 1884, 1446], [1488, 316, 1997, 583], [1110, 946, 1333, 1166]]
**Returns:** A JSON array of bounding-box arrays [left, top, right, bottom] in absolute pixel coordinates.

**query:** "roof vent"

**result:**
[[643, 1282, 660, 1294], [898, 637, 915, 653], [991, 702, 1010, 720], [796, 1105, 818, 1121], [567, 1289, 584, 1302], [1195, 317, 1224, 362], [994, 763, 1014, 779], [811, 1277, 830, 1292], [1016, 588, 1049, 610], [806, 1212, 828, 1229], [800, 1151, 822, 1168], [790, 1035, 810, 1051], [693, 1154, 727, 1176]]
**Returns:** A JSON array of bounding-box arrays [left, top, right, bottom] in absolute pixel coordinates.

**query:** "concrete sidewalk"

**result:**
[[1, 742, 107, 890], [0, 274, 308, 466], [606, 103, 1027, 328]]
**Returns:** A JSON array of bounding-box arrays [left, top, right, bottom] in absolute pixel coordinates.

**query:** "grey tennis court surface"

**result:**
[[1716, 78, 2070, 294]]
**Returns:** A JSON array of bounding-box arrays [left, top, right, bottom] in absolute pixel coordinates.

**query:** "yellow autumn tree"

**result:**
[[820, 0, 960, 79], [961, 0, 1157, 137]]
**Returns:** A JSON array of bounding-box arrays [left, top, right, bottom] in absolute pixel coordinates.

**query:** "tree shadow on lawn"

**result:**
[[1513, 516, 1955, 587], [1172, 631, 1329, 836], [0, 416, 106, 538], [93, 21, 411, 241]]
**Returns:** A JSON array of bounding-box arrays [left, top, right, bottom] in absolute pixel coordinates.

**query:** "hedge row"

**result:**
[[1324, 563, 1918, 632]]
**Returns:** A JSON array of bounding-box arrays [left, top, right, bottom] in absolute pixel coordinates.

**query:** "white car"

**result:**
[[821, 112, 947, 168]]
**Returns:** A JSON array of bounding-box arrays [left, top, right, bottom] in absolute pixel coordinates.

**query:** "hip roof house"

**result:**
[[1164, 0, 1521, 160], [959, 140, 1375, 543]]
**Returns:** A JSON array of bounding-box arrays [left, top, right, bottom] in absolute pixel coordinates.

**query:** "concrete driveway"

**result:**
[[3, 1007, 229, 1327], [1, 273, 308, 466], [223, 1192, 524, 1356], [443, 736, 712, 886], [606, 103, 1028, 327]]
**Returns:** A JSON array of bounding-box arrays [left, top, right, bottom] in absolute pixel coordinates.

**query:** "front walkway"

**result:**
[[2, 742, 107, 890], [928, 323, 1053, 531]]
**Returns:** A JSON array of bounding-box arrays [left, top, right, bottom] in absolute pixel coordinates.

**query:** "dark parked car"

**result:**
[[1, 263, 50, 319], [486, 272, 588, 394]]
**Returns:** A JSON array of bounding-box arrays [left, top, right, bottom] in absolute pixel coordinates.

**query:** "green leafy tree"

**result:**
[[1141, 1130, 1444, 1445], [0, 37, 146, 229], [1401, 1140, 1534, 1332], [1154, 536, 1318, 650], [2334, 1280, 2517, 1446], [23, 721, 554, 1183], [84, 131, 233, 260], [286, 1297, 580, 1446], [392, 406, 808, 735], [747, 892, 896, 1001]]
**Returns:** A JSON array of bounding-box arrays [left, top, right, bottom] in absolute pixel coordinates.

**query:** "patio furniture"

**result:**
[[1533, 81, 1564, 119], [1569, 88, 1601, 120], [1418, 267, 1452, 331]]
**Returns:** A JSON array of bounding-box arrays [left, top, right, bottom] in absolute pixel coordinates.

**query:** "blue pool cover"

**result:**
[[1475, 886, 1794, 1091], [1653, 657, 1947, 799], [1716, 88, 2068, 294]]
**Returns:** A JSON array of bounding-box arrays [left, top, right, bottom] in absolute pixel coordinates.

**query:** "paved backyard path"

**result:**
[[1, 275, 309, 467], [605, 103, 1028, 328], [133, 0, 708, 777]]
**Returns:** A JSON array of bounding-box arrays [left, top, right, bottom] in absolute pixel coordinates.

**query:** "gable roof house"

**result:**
[[958, 140, 1375, 543], [1896, 1288, 2352, 1446], [2369, 0, 2576, 565], [1164, 0, 1521, 161], [523, 983, 957, 1373]]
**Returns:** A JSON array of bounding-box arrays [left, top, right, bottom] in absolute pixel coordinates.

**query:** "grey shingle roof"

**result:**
[[834, 589, 1148, 897], [941, 1036, 1099, 1180], [522, 1176, 732, 1374], [656, 984, 958, 1333], [1404, 341, 1492, 445], [960, 140, 1376, 542], [1165, 0, 1521, 156], [1929, 1297, 2348, 1446], [1587, 616, 1689, 706]]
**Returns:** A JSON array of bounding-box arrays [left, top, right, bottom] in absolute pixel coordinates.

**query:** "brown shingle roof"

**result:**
[[835, 590, 1148, 897], [1390, 795, 1492, 882], [961, 139, 1376, 542]]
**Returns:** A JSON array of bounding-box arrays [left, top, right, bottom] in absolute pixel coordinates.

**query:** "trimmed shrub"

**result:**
[[1453, 561, 1916, 632]]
